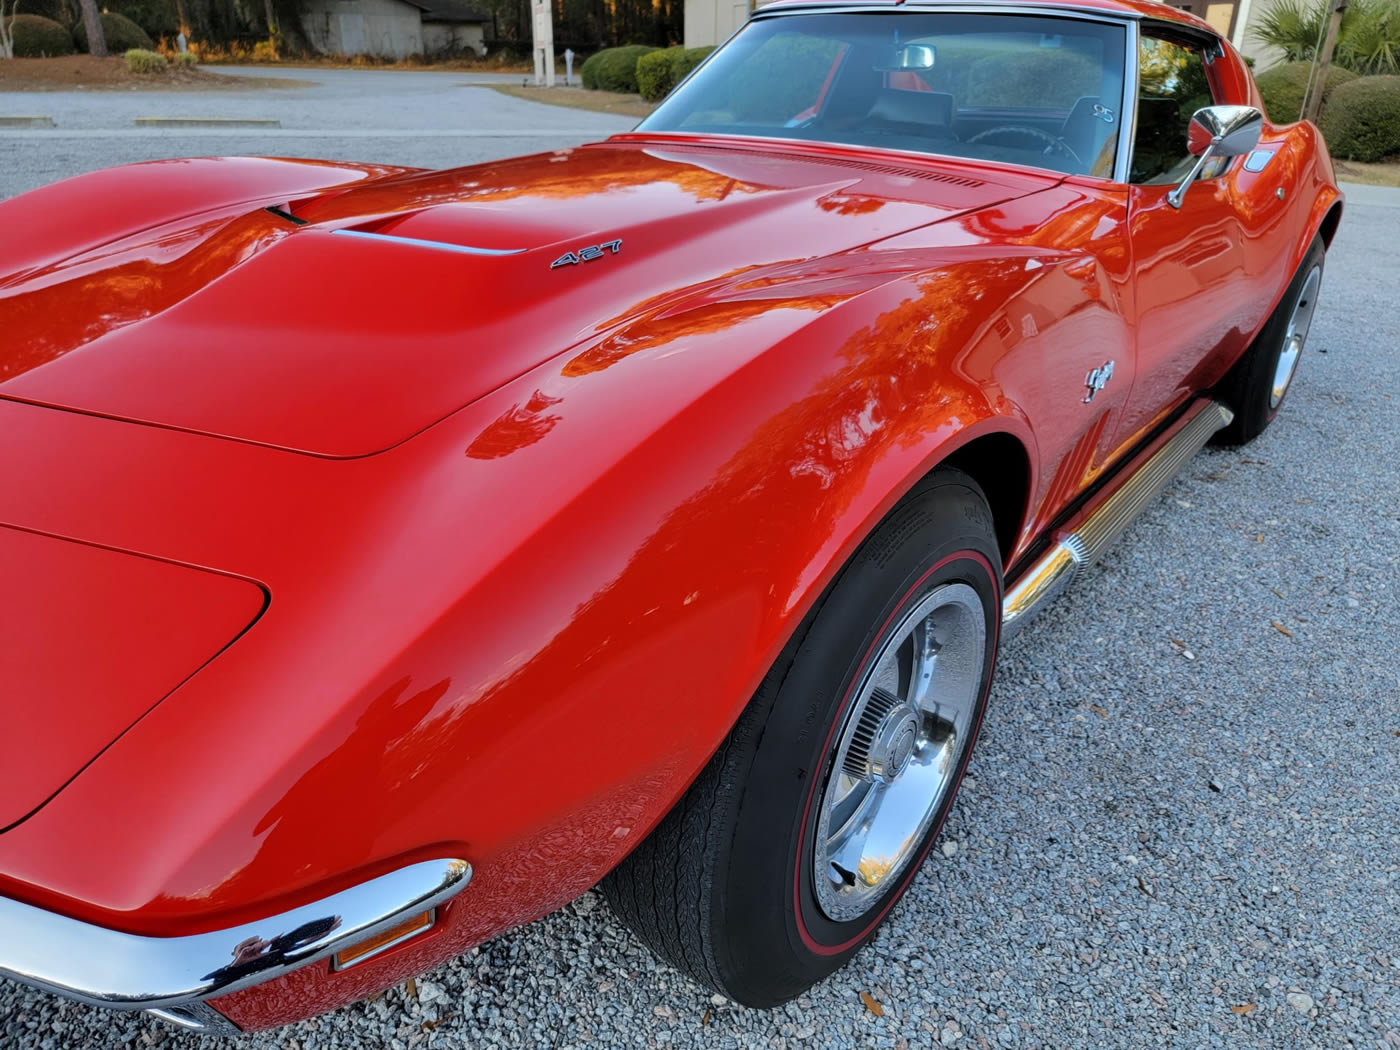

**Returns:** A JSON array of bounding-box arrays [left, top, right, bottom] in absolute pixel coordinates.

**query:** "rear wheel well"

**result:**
[[1319, 202, 1343, 249], [940, 433, 1031, 568]]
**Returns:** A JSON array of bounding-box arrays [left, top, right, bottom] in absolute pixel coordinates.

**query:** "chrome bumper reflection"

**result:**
[[0, 858, 471, 1033]]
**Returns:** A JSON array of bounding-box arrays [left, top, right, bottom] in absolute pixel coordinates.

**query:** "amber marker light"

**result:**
[[331, 909, 436, 971]]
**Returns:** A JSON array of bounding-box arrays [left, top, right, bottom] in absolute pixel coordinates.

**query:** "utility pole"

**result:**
[[1301, 0, 1347, 123]]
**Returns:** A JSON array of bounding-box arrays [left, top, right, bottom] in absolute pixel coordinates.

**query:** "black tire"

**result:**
[[602, 469, 1002, 1006], [1214, 236, 1326, 446]]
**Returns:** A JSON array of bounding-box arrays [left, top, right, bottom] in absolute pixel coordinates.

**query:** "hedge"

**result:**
[[124, 47, 165, 72], [1320, 74, 1400, 161], [671, 45, 714, 81], [725, 34, 843, 122], [74, 11, 154, 53], [5, 13, 75, 56], [12, 0, 70, 22], [107, 0, 181, 39], [581, 44, 658, 93], [636, 46, 678, 101], [1255, 60, 1358, 123], [964, 48, 1101, 109], [636, 45, 715, 101]]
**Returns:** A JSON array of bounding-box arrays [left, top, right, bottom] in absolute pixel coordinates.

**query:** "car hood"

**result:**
[[0, 139, 1052, 458]]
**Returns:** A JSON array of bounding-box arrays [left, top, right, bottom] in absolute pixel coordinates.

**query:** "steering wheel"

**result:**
[[967, 125, 1081, 166]]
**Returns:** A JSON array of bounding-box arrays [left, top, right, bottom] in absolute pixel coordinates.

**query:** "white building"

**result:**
[[301, 0, 488, 59]]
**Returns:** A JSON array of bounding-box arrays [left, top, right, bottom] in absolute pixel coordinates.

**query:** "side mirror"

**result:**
[[1168, 104, 1263, 209]]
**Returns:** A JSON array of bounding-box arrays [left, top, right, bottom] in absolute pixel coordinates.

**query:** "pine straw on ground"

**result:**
[[0, 55, 307, 91]]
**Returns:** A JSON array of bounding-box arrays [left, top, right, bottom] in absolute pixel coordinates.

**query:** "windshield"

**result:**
[[638, 12, 1128, 178]]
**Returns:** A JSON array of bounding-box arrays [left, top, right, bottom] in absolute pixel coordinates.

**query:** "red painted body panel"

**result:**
[[0, 147, 1042, 457], [0, 0, 1341, 1032], [0, 528, 265, 830]]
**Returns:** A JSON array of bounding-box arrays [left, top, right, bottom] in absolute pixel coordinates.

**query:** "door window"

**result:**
[[1129, 36, 1218, 184]]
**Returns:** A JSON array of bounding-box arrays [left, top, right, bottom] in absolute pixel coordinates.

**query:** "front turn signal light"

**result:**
[[332, 908, 436, 971]]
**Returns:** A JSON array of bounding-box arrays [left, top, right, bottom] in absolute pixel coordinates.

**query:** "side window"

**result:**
[[1130, 36, 1217, 184]]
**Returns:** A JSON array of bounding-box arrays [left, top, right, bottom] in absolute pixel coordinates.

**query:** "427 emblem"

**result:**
[[550, 239, 622, 270]]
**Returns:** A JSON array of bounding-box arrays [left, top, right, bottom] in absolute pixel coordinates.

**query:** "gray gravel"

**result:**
[[1, 76, 1398, 1048]]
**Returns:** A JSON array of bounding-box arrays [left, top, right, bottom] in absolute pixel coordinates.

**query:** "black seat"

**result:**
[[1059, 96, 1104, 165]]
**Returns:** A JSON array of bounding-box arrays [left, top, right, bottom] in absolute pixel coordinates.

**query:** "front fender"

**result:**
[[0, 243, 1058, 1030]]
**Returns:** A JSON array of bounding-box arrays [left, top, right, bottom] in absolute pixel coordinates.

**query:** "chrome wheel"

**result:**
[[1270, 264, 1321, 410], [814, 582, 986, 922]]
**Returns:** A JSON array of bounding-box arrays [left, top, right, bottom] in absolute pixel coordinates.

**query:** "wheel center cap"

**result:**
[[872, 709, 920, 783]]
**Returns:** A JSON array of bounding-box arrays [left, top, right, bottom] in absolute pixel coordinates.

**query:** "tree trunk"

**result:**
[[263, 0, 278, 39], [1301, 0, 1348, 123], [79, 0, 107, 57]]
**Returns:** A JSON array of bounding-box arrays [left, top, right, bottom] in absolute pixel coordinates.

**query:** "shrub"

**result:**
[[124, 46, 165, 72], [14, 0, 72, 24], [1255, 60, 1358, 121], [636, 46, 716, 102], [724, 33, 844, 121], [1320, 73, 1400, 159], [965, 48, 1101, 109], [580, 44, 659, 93], [636, 46, 679, 101], [75, 11, 155, 53], [670, 45, 714, 83], [5, 13, 75, 56], [106, 0, 179, 38], [172, 49, 197, 66]]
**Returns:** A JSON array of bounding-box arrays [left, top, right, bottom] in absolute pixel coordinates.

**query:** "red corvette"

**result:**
[[0, 0, 1340, 1034]]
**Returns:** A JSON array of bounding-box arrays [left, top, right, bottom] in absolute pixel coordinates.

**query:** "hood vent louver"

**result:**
[[661, 145, 986, 188]]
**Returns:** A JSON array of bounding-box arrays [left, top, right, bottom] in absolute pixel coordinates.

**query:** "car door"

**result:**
[[1115, 28, 1254, 447]]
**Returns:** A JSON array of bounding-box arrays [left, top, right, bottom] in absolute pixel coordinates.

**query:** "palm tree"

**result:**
[[1251, 0, 1400, 74]]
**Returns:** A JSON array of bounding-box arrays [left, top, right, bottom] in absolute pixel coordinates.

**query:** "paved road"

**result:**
[[1, 76, 1397, 1049], [0, 65, 633, 198]]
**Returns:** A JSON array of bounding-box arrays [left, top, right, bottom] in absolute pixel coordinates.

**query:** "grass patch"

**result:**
[[0, 55, 306, 91], [487, 83, 655, 120], [1334, 155, 1400, 186]]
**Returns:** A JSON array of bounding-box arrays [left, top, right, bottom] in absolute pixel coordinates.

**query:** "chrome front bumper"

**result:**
[[0, 857, 471, 1034]]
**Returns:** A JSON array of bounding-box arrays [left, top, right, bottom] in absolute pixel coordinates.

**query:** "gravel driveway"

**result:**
[[1, 74, 1397, 1048]]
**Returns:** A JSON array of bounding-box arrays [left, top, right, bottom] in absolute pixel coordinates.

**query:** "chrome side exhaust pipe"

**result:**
[[1001, 400, 1233, 637]]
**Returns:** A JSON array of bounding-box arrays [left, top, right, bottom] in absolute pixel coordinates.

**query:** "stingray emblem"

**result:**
[[1083, 360, 1115, 403], [551, 239, 623, 270]]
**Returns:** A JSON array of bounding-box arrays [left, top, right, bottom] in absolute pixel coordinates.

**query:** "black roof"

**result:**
[[417, 0, 489, 22]]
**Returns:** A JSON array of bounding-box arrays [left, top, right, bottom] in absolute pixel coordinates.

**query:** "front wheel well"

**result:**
[[1319, 201, 1343, 249], [939, 432, 1031, 568]]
